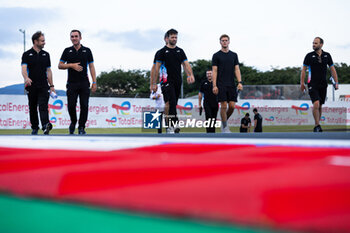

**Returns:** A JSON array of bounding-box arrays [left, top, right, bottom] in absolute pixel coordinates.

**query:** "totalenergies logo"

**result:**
[[49, 99, 64, 115], [291, 103, 309, 115], [112, 101, 131, 115], [177, 102, 193, 115], [265, 116, 275, 122], [235, 102, 250, 114], [320, 116, 326, 124], [106, 117, 117, 126], [50, 117, 57, 127]]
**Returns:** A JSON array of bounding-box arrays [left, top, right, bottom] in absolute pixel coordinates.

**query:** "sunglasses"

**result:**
[[317, 56, 322, 63], [71, 35, 79, 38]]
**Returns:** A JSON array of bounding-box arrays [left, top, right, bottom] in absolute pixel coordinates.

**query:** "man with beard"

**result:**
[[301, 37, 339, 132], [21, 31, 55, 135], [153, 29, 195, 133]]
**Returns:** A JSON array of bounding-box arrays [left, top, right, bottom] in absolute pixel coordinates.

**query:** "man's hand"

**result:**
[[150, 84, 157, 93], [237, 83, 243, 90], [71, 63, 83, 72], [187, 75, 195, 84], [300, 83, 306, 92], [91, 83, 97, 93], [213, 86, 218, 95], [24, 77, 32, 87]]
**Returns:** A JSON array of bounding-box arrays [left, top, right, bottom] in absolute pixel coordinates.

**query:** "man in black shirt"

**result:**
[[59, 30, 97, 135], [199, 70, 218, 133], [301, 37, 339, 132], [212, 34, 243, 133], [153, 29, 195, 133], [21, 31, 55, 135], [253, 108, 263, 132], [240, 113, 251, 133]]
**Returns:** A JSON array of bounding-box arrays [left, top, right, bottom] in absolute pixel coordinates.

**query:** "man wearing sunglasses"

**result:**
[[300, 37, 339, 132], [58, 30, 97, 135]]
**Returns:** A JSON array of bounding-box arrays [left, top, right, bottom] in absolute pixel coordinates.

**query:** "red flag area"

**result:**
[[1, 144, 350, 232]]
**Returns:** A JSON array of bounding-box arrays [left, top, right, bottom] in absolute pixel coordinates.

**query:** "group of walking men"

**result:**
[[22, 28, 339, 134], [21, 30, 96, 135]]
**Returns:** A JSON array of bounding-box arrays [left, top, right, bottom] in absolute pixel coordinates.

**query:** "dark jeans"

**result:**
[[27, 86, 50, 130], [66, 82, 90, 129], [204, 104, 218, 133]]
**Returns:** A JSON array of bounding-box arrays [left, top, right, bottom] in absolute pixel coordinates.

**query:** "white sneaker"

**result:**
[[222, 126, 231, 133], [166, 127, 175, 134]]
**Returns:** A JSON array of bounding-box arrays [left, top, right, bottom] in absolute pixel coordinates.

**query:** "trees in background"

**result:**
[[94, 61, 350, 98]]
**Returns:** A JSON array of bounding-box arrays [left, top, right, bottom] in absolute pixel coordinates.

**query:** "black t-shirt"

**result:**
[[155, 46, 187, 84], [240, 117, 251, 132], [200, 80, 218, 107], [254, 113, 263, 132], [303, 50, 334, 88], [60, 45, 94, 83], [21, 48, 51, 88], [212, 50, 239, 87]]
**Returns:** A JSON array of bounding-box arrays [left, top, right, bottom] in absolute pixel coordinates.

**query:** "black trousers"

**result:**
[[204, 104, 218, 133], [162, 82, 181, 127], [66, 82, 90, 129], [27, 86, 50, 130]]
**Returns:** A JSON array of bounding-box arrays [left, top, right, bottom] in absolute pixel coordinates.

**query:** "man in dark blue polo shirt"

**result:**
[[153, 29, 195, 133], [212, 34, 243, 133], [21, 31, 55, 135], [59, 29, 97, 135], [301, 37, 339, 132], [199, 70, 218, 133]]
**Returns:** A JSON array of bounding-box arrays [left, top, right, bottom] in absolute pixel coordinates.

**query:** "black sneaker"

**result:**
[[69, 123, 75, 135], [43, 123, 53, 135], [313, 125, 322, 132], [78, 127, 86, 135], [31, 129, 38, 135]]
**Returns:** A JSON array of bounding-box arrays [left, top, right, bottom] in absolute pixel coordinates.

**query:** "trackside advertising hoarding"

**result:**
[[0, 95, 348, 129]]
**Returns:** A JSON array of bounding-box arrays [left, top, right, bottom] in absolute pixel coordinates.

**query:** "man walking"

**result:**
[[212, 34, 243, 133], [253, 108, 263, 132], [240, 113, 251, 133], [59, 30, 97, 135], [301, 37, 339, 132], [199, 70, 218, 133], [154, 29, 195, 133], [21, 31, 55, 135]]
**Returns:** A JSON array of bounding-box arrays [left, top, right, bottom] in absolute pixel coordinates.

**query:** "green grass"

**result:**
[[0, 125, 347, 135]]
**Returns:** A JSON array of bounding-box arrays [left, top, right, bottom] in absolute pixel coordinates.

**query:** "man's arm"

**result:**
[[58, 61, 83, 72], [89, 62, 97, 93], [235, 65, 243, 90], [212, 66, 218, 95], [182, 60, 195, 84], [330, 65, 339, 90], [150, 63, 156, 92], [198, 92, 203, 108], [300, 65, 307, 92], [254, 119, 257, 130], [151, 62, 161, 92], [46, 68, 56, 94], [21, 64, 32, 87]]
